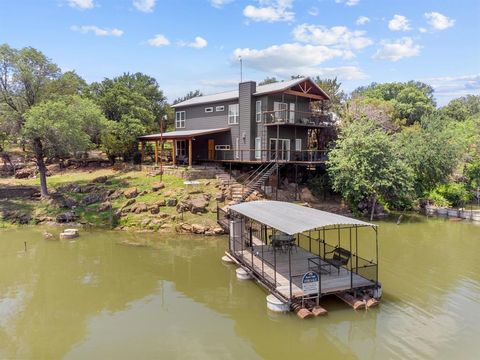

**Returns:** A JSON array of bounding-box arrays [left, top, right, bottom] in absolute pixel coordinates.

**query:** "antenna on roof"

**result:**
[[239, 56, 243, 83]]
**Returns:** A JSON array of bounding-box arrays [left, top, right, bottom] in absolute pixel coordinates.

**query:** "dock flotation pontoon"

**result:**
[[221, 200, 381, 314]]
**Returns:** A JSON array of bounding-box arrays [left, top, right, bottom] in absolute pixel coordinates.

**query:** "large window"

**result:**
[[228, 104, 239, 125], [175, 111, 186, 128], [255, 137, 261, 159], [255, 100, 262, 122], [176, 140, 186, 157], [235, 137, 240, 159]]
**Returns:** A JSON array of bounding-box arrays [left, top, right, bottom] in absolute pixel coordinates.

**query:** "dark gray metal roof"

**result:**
[[173, 77, 329, 108], [138, 127, 230, 140], [229, 200, 375, 235]]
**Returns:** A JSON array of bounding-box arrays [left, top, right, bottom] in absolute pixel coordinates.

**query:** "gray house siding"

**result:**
[[239, 81, 256, 160], [170, 79, 321, 162]]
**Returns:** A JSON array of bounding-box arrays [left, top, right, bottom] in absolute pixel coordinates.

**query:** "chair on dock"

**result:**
[[325, 247, 351, 274]]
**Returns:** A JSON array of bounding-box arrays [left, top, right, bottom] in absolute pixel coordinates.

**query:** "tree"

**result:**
[[0, 44, 61, 121], [327, 119, 414, 218], [313, 77, 346, 110], [173, 90, 203, 105], [89, 72, 167, 161], [44, 71, 88, 99], [258, 77, 278, 86], [346, 97, 398, 131], [440, 95, 480, 121], [23, 96, 107, 196], [351, 81, 435, 125], [396, 113, 464, 195]]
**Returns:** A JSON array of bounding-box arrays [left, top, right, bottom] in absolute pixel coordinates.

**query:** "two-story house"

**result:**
[[139, 77, 332, 167]]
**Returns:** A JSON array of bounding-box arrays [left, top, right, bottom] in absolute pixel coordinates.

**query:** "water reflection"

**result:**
[[0, 216, 479, 359]]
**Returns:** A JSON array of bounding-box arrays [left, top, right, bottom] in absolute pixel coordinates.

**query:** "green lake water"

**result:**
[[0, 215, 479, 359]]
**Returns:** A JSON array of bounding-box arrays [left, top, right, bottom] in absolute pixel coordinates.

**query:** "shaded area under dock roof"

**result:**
[[138, 127, 230, 141], [229, 200, 376, 235]]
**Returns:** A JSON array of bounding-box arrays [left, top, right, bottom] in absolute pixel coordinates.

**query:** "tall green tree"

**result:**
[[23, 96, 107, 196], [440, 95, 480, 121], [351, 81, 435, 125], [258, 77, 278, 86], [173, 90, 203, 105], [327, 119, 414, 218], [0, 44, 61, 146], [396, 113, 464, 195], [89, 72, 167, 162]]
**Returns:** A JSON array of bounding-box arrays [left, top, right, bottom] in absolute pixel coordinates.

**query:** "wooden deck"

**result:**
[[235, 242, 374, 300]]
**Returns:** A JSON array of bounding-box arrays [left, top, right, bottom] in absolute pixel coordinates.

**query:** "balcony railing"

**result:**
[[260, 110, 333, 127], [214, 148, 327, 162]]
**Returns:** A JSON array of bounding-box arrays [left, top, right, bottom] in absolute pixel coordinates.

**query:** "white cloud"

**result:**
[[210, 0, 234, 8], [356, 16, 370, 25], [243, 0, 294, 23], [200, 79, 239, 87], [293, 24, 373, 50], [335, 0, 359, 6], [67, 0, 94, 9], [424, 12, 455, 30], [71, 25, 124, 37], [373, 37, 421, 61], [232, 43, 366, 79], [388, 15, 411, 31], [133, 0, 156, 13], [308, 7, 319, 16], [419, 27, 428, 33], [179, 36, 208, 49], [424, 74, 480, 104], [147, 34, 170, 47]]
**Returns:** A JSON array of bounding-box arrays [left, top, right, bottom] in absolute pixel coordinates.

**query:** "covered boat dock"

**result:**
[[223, 201, 380, 311]]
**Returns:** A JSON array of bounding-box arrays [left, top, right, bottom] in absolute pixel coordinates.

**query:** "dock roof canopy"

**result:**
[[138, 128, 230, 141], [229, 200, 375, 235]]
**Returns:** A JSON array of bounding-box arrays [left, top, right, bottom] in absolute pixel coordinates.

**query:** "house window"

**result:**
[[228, 104, 239, 124], [255, 137, 261, 159], [235, 137, 240, 159], [176, 140, 186, 157], [214, 145, 230, 150], [215, 106, 225, 112], [295, 138, 302, 151], [175, 111, 186, 128], [256, 100, 262, 122], [273, 102, 288, 122], [205, 107, 213, 113]]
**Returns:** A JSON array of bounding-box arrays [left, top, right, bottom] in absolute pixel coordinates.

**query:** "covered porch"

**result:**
[[138, 128, 230, 167]]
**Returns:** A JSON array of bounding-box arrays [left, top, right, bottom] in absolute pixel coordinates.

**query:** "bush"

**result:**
[[427, 183, 471, 207]]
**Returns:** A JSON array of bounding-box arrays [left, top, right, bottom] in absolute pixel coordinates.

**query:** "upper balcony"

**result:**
[[260, 110, 334, 128]]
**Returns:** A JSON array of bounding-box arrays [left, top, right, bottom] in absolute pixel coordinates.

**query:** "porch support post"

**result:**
[[289, 245, 292, 300], [154, 140, 159, 165], [140, 141, 145, 163], [172, 140, 176, 166], [188, 137, 193, 167], [375, 226, 379, 286], [350, 227, 353, 289], [355, 226, 358, 272]]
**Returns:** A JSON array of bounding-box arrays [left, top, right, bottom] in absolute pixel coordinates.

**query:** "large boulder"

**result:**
[[15, 168, 35, 179], [300, 187, 317, 203], [152, 182, 165, 192], [98, 201, 112, 212], [56, 211, 77, 223], [192, 224, 208, 234], [92, 176, 108, 183], [124, 187, 139, 199], [81, 193, 104, 206], [131, 202, 148, 214], [165, 198, 177, 207], [189, 197, 209, 214]]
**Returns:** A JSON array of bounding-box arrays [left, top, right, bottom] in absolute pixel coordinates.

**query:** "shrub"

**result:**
[[427, 183, 471, 207]]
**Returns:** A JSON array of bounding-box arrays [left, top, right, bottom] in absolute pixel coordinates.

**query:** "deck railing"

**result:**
[[261, 110, 333, 127], [214, 148, 327, 162]]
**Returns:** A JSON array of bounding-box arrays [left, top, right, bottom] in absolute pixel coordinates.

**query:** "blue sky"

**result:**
[[1, 0, 479, 105]]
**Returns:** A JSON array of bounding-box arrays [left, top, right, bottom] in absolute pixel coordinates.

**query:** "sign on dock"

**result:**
[[302, 271, 319, 294]]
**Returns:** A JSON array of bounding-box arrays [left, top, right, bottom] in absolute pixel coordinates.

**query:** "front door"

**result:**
[[208, 139, 215, 160]]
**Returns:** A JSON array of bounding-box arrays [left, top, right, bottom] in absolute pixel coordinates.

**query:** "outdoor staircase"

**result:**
[[236, 161, 278, 203], [215, 161, 278, 204]]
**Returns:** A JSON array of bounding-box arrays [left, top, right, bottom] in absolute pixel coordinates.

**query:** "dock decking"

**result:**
[[235, 243, 374, 300]]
